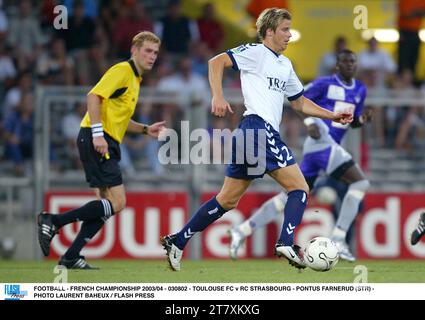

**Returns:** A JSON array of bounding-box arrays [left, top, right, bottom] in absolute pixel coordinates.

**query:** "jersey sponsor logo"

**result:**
[[267, 77, 286, 93], [327, 85, 345, 100], [355, 94, 361, 103], [332, 101, 355, 129]]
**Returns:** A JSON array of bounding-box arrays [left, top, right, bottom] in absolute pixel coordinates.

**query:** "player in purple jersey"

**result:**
[[229, 49, 373, 262]]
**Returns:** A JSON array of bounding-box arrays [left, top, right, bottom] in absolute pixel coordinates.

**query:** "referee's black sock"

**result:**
[[64, 218, 105, 260], [51, 199, 114, 228]]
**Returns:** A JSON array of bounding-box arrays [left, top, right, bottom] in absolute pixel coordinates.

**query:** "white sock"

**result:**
[[238, 220, 253, 237], [335, 180, 369, 233], [331, 226, 347, 240]]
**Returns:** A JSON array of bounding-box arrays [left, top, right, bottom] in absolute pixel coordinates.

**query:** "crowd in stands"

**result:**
[[0, 0, 424, 177]]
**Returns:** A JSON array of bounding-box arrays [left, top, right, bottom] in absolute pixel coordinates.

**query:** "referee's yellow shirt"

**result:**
[[81, 60, 142, 143]]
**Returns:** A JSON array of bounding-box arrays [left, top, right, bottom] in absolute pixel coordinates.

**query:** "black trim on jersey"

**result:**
[[287, 89, 304, 101], [226, 50, 239, 71], [305, 176, 318, 190], [127, 59, 140, 77], [264, 44, 280, 57], [350, 116, 362, 128], [330, 159, 355, 180], [109, 87, 128, 99]]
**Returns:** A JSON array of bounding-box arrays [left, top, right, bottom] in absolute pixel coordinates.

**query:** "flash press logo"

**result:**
[[4, 284, 28, 300]]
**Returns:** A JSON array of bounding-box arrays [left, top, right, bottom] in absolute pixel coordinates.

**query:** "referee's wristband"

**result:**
[[142, 125, 148, 135], [91, 123, 104, 137]]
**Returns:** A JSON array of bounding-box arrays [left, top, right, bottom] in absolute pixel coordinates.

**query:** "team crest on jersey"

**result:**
[[355, 94, 361, 103]]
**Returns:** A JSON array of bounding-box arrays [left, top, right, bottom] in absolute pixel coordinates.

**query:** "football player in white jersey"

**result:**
[[228, 50, 373, 262], [161, 8, 353, 271]]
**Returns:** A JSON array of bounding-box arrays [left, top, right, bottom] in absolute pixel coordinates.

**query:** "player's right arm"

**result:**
[[208, 53, 234, 117], [87, 93, 109, 156]]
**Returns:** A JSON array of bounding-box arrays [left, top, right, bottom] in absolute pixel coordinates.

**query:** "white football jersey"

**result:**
[[227, 43, 304, 132]]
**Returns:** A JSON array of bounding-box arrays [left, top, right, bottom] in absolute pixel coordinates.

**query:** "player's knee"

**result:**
[[299, 182, 310, 194], [350, 179, 370, 192], [216, 194, 239, 210], [110, 196, 126, 213], [347, 179, 369, 200]]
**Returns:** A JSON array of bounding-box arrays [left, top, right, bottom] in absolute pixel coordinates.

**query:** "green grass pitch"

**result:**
[[1, 259, 425, 283]]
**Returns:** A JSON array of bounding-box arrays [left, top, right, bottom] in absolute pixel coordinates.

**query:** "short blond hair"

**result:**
[[256, 8, 292, 41], [132, 31, 161, 48]]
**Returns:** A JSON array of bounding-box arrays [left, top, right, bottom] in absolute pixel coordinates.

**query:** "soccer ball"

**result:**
[[315, 186, 337, 205], [304, 237, 339, 272]]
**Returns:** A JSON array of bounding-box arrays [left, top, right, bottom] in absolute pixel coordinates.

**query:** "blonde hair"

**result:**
[[132, 31, 161, 48], [256, 8, 292, 41]]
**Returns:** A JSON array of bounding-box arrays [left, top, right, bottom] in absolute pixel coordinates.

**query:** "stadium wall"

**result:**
[[44, 191, 425, 260]]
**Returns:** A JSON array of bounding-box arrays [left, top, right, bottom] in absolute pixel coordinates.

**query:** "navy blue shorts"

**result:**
[[77, 128, 122, 188], [225, 115, 296, 180]]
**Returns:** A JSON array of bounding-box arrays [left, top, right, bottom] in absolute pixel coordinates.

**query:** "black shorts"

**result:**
[[77, 128, 122, 188]]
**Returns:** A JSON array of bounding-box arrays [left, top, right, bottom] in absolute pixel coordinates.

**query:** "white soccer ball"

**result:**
[[304, 237, 339, 272], [315, 186, 337, 204]]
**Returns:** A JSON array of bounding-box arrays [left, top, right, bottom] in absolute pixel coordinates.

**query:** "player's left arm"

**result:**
[[290, 96, 353, 125], [127, 120, 166, 138], [350, 86, 372, 128], [350, 108, 373, 128]]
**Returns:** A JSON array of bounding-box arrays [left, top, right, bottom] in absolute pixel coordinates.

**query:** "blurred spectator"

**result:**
[[196, 3, 224, 52], [0, 0, 8, 40], [62, 101, 86, 169], [0, 39, 16, 92], [2, 72, 33, 121], [89, 22, 111, 84], [37, 37, 74, 85], [63, 0, 98, 18], [39, 0, 56, 31], [58, 0, 96, 84], [154, 0, 199, 57], [3, 93, 34, 176], [246, 0, 289, 20], [158, 57, 209, 99], [112, 2, 154, 59], [98, 0, 117, 39], [393, 70, 423, 150], [280, 108, 304, 150], [157, 57, 209, 124], [395, 106, 425, 152], [359, 69, 386, 147], [121, 102, 164, 175], [7, 0, 44, 72], [374, 70, 414, 148], [190, 41, 212, 78], [397, 0, 425, 78], [59, 1, 95, 52], [208, 116, 233, 165], [317, 36, 347, 77], [358, 37, 396, 88]]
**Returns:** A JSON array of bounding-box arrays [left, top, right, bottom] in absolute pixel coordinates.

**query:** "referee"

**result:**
[[37, 31, 165, 269]]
